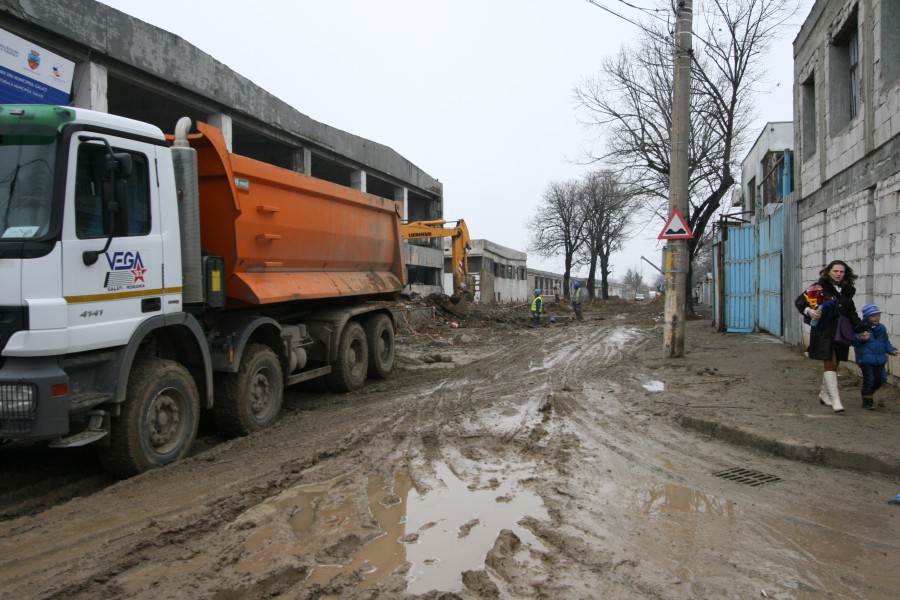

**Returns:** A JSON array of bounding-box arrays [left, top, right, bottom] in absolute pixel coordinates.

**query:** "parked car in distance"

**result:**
[[634, 293, 646, 301]]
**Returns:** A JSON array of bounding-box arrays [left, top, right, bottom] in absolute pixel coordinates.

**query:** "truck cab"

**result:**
[[1, 105, 186, 439]]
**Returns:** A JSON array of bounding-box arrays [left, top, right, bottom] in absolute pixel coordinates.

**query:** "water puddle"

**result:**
[[306, 461, 548, 594], [638, 483, 740, 517], [642, 380, 665, 392], [305, 474, 411, 589], [403, 461, 547, 594]]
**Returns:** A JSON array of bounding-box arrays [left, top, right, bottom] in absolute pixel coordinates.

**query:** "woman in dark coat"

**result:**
[[795, 260, 869, 413]]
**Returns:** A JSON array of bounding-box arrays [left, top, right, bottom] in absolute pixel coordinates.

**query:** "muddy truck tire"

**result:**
[[364, 313, 395, 379], [214, 343, 284, 437], [97, 358, 200, 477], [326, 321, 368, 392]]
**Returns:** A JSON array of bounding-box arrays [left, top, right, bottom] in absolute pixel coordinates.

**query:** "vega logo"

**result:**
[[103, 251, 148, 291]]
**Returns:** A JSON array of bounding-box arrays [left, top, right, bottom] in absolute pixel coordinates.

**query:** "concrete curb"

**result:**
[[677, 414, 900, 477]]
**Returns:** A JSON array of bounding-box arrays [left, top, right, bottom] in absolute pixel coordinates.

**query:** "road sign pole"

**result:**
[[664, 0, 692, 358]]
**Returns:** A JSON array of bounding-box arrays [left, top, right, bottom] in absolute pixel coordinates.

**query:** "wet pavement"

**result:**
[[664, 318, 900, 478]]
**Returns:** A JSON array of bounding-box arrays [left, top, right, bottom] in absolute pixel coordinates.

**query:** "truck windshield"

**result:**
[[0, 139, 56, 239]]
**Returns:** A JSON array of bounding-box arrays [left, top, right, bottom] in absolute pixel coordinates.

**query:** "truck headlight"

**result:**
[[0, 384, 36, 416]]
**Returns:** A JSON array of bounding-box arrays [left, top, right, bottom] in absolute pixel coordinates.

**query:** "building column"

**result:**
[[207, 113, 233, 152], [394, 187, 408, 222], [293, 147, 312, 175], [351, 170, 367, 192], [71, 60, 107, 112]]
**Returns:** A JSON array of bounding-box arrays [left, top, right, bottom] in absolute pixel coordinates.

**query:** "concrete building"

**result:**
[[445, 240, 528, 303], [792, 0, 900, 378], [733, 122, 794, 216], [0, 0, 447, 296], [606, 281, 627, 298], [526, 269, 627, 302], [527, 269, 565, 301]]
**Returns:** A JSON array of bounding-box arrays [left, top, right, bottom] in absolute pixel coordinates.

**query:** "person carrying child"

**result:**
[[795, 260, 869, 413], [853, 304, 899, 410]]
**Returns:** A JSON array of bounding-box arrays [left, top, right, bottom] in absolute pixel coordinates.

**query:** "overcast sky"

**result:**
[[98, 0, 806, 279]]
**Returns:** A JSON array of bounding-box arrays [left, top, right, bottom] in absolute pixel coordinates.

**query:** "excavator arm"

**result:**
[[401, 219, 472, 304]]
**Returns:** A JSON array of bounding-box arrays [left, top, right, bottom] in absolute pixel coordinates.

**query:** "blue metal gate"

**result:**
[[724, 224, 756, 332], [757, 205, 784, 335]]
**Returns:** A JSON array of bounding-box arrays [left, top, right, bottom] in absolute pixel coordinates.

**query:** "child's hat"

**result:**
[[862, 304, 881, 319]]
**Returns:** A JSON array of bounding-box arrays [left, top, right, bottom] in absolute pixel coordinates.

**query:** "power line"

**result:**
[[583, 0, 675, 46], [616, 0, 669, 22], [583, 0, 651, 30], [584, 0, 719, 58]]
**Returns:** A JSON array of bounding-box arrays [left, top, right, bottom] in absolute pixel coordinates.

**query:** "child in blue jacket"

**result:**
[[853, 304, 899, 410]]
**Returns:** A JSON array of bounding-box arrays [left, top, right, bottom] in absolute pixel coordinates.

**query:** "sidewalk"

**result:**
[[652, 318, 900, 477]]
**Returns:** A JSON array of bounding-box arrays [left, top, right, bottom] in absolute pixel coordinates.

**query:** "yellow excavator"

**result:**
[[401, 219, 473, 315]]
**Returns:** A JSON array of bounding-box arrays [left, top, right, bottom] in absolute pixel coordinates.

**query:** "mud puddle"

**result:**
[[305, 459, 547, 595]]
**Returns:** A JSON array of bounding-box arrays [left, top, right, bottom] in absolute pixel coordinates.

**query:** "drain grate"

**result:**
[[712, 467, 781, 487]]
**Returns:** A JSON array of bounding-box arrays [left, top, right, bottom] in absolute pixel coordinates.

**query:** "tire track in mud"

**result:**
[[371, 320, 684, 598], [0, 321, 558, 599], [0, 316, 736, 600], [377, 320, 652, 485], [0, 379, 436, 598]]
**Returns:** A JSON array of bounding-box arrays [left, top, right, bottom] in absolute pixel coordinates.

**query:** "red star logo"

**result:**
[[131, 266, 147, 283]]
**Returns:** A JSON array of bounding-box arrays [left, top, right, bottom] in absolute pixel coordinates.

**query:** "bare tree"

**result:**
[[574, 0, 802, 311], [527, 180, 588, 297], [577, 170, 635, 300], [622, 266, 645, 298]]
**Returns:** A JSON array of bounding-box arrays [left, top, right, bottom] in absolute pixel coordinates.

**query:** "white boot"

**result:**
[[824, 371, 845, 414], [818, 373, 831, 406]]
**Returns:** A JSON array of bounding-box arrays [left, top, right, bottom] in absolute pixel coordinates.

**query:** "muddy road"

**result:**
[[1, 299, 897, 599]]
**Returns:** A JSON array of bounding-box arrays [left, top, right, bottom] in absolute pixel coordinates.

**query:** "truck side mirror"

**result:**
[[101, 177, 129, 237], [112, 152, 133, 178]]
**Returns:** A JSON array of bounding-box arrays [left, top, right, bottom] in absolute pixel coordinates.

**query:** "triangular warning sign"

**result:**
[[658, 207, 694, 240]]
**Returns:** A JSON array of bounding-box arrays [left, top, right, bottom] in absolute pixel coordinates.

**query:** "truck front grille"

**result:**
[[0, 383, 36, 433]]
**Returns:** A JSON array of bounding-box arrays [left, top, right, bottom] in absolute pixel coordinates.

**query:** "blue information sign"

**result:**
[[0, 27, 74, 105]]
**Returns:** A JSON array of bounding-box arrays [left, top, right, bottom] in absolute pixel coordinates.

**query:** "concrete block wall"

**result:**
[[793, 0, 900, 388], [874, 61, 900, 147], [873, 0, 900, 148], [825, 192, 871, 268], [798, 211, 827, 286], [825, 120, 866, 180], [874, 174, 900, 352], [800, 180, 899, 380]]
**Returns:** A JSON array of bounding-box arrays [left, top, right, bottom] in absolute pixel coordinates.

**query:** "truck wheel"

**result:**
[[214, 343, 284, 437], [325, 321, 368, 392], [98, 358, 199, 477], [364, 314, 395, 379]]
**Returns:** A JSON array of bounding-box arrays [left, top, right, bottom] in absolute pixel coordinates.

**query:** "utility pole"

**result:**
[[663, 0, 693, 358]]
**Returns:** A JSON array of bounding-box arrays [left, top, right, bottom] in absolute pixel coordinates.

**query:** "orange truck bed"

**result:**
[[188, 122, 406, 306]]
